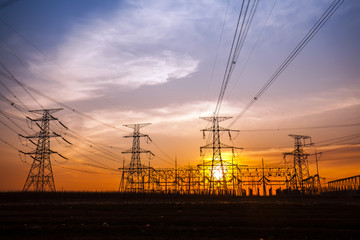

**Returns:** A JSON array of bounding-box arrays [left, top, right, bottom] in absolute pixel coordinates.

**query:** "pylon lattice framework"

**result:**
[[199, 116, 242, 194], [119, 123, 154, 192], [283, 134, 313, 191], [21, 108, 65, 192]]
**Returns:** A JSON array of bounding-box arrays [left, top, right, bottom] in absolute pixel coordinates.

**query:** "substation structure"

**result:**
[[327, 175, 360, 192], [118, 118, 322, 196]]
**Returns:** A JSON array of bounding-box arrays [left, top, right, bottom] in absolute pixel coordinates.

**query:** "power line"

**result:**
[[0, 135, 20, 151], [0, 61, 44, 109], [60, 140, 121, 164], [150, 140, 175, 166], [0, 73, 31, 111], [229, 0, 344, 128], [53, 164, 109, 175], [0, 110, 30, 134], [0, 109, 26, 122], [205, 0, 230, 100], [0, 69, 128, 133], [214, 0, 259, 116], [316, 133, 360, 145], [0, 18, 119, 110], [64, 146, 114, 170], [57, 128, 124, 161], [0, 94, 121, 173], [234, 122, 360, 134], [0, 91, 30, 114], [228, 0, 278, 98], [0, 76, 125, 168]]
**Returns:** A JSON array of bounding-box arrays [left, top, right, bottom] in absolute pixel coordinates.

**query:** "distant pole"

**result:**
[[118, 158, 125, 192], [148, 160, 151, 192], [315, 148, 322, 193], [262, 158, 266, 196], [175, 155, 178, 193]]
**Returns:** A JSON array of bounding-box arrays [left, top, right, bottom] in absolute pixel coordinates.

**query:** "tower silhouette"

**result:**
[[21, 108, 66, 192], [200, 116, 241, 194], [283, 134, 313, 191], [120, 123, 154, 192]]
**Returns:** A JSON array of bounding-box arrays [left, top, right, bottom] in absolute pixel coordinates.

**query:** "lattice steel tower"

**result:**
[[200, 116, 241, 194], [21, 108, 64, 192], [283, 134, 313, 191], [120, 123, 154, 192]]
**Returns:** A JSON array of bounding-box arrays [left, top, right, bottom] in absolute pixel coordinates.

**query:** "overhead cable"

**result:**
[[214, 0, 259, 116], [229, 0, 344, 127]]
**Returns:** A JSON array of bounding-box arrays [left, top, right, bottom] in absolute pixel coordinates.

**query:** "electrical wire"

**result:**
[[229, 0, 344, 128], [0, 109, 27, 121], [214, 0, 259, 116], [232, 123, 360, 137], [53, 163, 118, 175], [0, 17, 119, 110], [150, 140, 175, 166], [205, 0, 230, 100], [228, 0, 278, 98], [315, 133, 360, 145], [0, 110, 30, 134], [0, 136, 20, 151], [0, 62, 43, 109], [0, 69, 128, 133]]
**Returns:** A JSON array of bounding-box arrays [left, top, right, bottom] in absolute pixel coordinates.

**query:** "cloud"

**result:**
[[27, 0, 237, 96], [67, 99, 243, 139]]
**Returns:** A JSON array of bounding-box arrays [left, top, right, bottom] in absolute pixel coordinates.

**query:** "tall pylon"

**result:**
[[120, 123, 154, 192], [283, 134, 313, 191], [20, 108, 66, 192], [199, 116, 241, 194]]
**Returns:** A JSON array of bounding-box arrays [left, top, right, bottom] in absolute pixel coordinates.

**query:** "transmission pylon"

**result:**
[[20, 108, 67, 192], [119, 123, 154, 192], [199, 116, 241, 194], [283, 134, 313, 191]]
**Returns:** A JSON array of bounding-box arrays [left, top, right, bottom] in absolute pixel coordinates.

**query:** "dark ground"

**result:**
[[0, 192, 359, 239]]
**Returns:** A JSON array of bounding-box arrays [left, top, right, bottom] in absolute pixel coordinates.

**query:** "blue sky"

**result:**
[[0, 0, 359, 190]]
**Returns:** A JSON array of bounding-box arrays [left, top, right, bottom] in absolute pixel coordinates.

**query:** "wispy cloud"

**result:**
[[67, 100, 242, 139], [27, 0, 236, 96]]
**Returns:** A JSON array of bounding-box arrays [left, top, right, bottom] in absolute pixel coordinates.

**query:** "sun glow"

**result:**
[[212, 165, 227, 180]]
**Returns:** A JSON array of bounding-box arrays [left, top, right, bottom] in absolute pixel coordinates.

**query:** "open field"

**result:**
[[0, 192, 359, 239]]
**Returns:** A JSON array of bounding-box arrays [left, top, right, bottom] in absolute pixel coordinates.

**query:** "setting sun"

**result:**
[[212, 165, 227, 181]]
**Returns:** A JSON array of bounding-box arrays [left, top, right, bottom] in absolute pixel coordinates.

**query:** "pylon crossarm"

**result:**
[[29, 108, 63, 114], [201, 126, 236, 132], [26, 116, 42, 122], [200, 116, 232, 122], [19, 150, 35, 156], [123, 123, 151, 129], [200, 143, 212, 150], [119, 163, 154, 170], [123, 133, 149, 138], [122, 149, 154, 154], [219, 142, 240, 149], [19, 133, 40, 139]]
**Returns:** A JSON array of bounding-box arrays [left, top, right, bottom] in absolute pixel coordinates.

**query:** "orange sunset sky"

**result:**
[[0, 0, 359, 191]]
